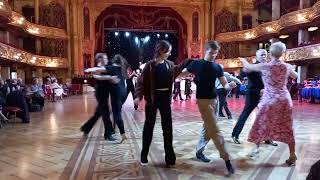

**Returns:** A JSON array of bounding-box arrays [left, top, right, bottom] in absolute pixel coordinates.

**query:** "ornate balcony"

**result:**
[[216, 43, 320, 68], [0, 0, 67, 39], [216, 1, 320, 42], [0, 42, 67, 68]]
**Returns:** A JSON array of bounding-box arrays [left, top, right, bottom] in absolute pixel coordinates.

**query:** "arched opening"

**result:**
[[95, 5, 188, 66]]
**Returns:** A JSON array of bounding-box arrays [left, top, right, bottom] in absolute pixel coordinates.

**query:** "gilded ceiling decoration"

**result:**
[[216, 1, 320, 42]]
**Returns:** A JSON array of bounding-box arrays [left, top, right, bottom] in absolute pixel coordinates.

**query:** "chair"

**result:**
[[44, 85, 53, 101], [2, 107, 22, 123], [70, 84, 81, 95]]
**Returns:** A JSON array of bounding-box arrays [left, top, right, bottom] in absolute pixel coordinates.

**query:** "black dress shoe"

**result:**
[[80, 127, 89, 136], [105, 134, 117, 141], [265, 140, 278, 146], [232, 136, 241, 144], [219, 114, 226, 117], [227, 115, 233, 119], [196, 152, 210, 163], [166, 162, 176, 168], [225, 160, 235, 176], [140, 156, 148, 166]]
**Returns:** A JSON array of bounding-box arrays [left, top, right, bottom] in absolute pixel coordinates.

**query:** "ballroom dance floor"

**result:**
[[0, 93, 319, 180]]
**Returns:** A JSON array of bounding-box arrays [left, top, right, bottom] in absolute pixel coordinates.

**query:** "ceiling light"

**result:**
[[279, 35, 289, 39], [308, 27, 318, 31]]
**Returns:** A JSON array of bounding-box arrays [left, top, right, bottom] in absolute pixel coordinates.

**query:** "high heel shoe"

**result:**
[[285, 155, 297, 166], [120, 134, 128, 143]]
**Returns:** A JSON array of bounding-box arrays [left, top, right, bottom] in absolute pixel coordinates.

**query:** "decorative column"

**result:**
[[35, 0, 41, 54], [298, 0, 310, 45], [1, 67, 11, 80], [238, 1, 242, 30], [300, 0, 310, 9], [66, 1, 72, 78], [35, 68, 43, 83], [272, 0, 280, 20], [297, 65, 308, 83], [70, 1, 80, 75]]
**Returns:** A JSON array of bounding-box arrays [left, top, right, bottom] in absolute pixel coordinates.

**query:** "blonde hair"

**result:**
[[270, 42, 286, 58]]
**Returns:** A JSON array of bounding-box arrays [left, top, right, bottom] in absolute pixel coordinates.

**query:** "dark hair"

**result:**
[[154, 40, 171, 58], [112, 54, 129, 78], [205, 41, 220, 51]]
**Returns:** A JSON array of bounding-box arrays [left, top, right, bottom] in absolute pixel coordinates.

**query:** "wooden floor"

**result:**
[[0, 94, 319, 180]]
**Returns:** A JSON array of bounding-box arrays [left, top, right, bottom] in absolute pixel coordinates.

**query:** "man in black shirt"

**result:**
[[179, 41, 236, 176], [231, 49, 277, 146]]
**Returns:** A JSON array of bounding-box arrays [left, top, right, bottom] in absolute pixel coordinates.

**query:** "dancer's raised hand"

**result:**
[[134, 98, 140, 107]]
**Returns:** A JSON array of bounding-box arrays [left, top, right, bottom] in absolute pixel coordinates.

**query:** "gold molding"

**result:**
[[216, 1, 320, 42], [284, 43, 320, 62], [0, 42, 67, 68], [217, 43, 320, 68], [0, 0, 68, 39]]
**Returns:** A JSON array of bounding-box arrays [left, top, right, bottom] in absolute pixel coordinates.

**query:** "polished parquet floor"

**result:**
[[0, 93, 319, 180]]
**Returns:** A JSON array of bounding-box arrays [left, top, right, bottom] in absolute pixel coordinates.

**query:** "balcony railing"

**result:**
[[216, 43, 320, 68], [0, 0, 67, 39], [0, 42, 67, 68], [216, 1, 320, 42]]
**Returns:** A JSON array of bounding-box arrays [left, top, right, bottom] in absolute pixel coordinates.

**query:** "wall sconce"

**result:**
[[17, 17, 25, 24], [30, 56, 37, 63], [312, 49, 320, 56], [266, 26, 274, 32], [245, 32, 255, 39], [297, 14, 306, 21], [27, 27, 40, 34]]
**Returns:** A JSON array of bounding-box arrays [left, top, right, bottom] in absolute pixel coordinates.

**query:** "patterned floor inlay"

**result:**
[[0, 94, 319, 180]]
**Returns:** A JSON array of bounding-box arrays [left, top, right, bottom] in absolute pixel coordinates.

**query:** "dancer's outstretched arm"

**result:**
[[92, 75, 120, 84], [134, 64, 150, 106], [218, 76, 236, 90], [173, 58, 195, 78], [84, 67, 106, 73], [288, 64, 298, 79], [239, 58, 264, 72]]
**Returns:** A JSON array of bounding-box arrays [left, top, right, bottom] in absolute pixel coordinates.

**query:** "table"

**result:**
[[301, 87, 320, 101]]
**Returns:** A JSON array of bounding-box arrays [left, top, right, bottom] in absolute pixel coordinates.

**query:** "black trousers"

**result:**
[[125, 83, 135, 102], [110, 87, 125, 134], [232, 91, 260, 138], [173, 84, 183, 100], [32, 95, 45, 107], [81, 89, 113, 137], [217, 88, 232, 116], [141, 91, 176, 164]]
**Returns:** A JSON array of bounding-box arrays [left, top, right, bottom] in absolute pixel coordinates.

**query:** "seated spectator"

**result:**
[[0, 79, 10, 106], [50, 79, 64, 98], [6, 90, 30, 123], [17, 78, 27, 94], [30, 78, 45, 109], [8, 79, 19, 92]]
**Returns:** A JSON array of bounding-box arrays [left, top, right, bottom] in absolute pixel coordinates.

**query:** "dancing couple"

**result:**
[[80, 53, 128, 143]]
